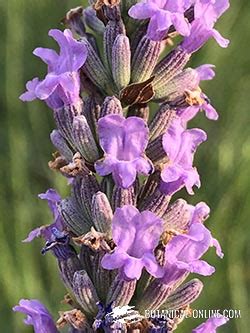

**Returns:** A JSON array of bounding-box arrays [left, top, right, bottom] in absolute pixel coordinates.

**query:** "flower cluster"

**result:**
[[14, 1, 230, 332]]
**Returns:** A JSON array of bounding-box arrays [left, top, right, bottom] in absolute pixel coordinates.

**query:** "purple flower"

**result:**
[[20, 29, 87, 109], [177, 64, 218, 123], [161, 222, 223, 286], [101, 205, 164, 280], [23, 189, 64, 243], [181, 0, 230, 53], [193, 315, 229, 333], [128, 0, 193, 41], [95, 115, 154, 189], [13, 299, 58, 333], [160, 117, 207, 195]]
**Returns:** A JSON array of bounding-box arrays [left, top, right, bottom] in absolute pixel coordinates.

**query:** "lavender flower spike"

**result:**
[[129, 0, 192, 41], [16, 1, 230, 331], [20, 29, 87, 109], [182, 0, 230, 53], [193, 315, 229, 333], [160, 117, 207, 195], [101, 205, 164, 280], [13, 299, 59, 333], [95, 114, 154, 189]]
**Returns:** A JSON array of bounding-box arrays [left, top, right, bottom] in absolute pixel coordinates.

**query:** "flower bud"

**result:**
[[79, 175, 101, 221], [53, 105, 77, 149], [137, 280, 172, 312], [146, 134, 168, 165], [72, 115, 100, 163], [58, 252, 83, 292], [112, 34, 131, 90], [153, 68, 199, 101], [131, 36, 161, 83], [83, 95, 102, 138], [59, 198, 92, 235], [81, 38, 112, 93], [84, 6, 105, 34], [153, 48, 191, 90], [149, 104, 176, 141], [111, 185, 137, 210], [103, 20, 125, 71], [50, 129, 73, 162], [106, 275, 137, 307], [100, 96, 123, 117], [92, 250, 117, 303], [161, 279, 203, 310], [91, 192, 113, 235], [139, 189, 171, 218], [73, 270, 100, 316]]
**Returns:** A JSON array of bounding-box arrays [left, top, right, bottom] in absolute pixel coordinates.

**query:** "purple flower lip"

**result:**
[[161, 218, 223, 286], [129, 0, 193, 41], [13, 299, 58, 333], [95, 114, 154, 189], [20, 29, 88, 109], [160, 117, 207, 195], [193, 314, 229, 333], [101, 205, 164, 280], [23, 189, 65, 243], [177, 64, 219, 123], [181, 0, 230, 52]]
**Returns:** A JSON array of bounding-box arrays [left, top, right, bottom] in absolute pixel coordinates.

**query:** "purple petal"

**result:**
[[165, 223, 212, 263], [212, 237, 224, 258], [23, 227, 43, 243], [35, 74, 59, 100], [38, 188, 61, 218], [130, 210, 163, 257], [113, 162, 137, 188], [13, 299, 58, 333], [142, 252, 164, 278], [33, 48, 59, 70], [134, 157, 154, 175], [171, 12, 191, 36], [97, 115, 151, 188], [193, 315, 229, 333], [196, 64, 216, 81], [123, 257, 145, 280], [128, 2, 159, 19], [194, 0, 230, 28], [176, 259, 215, 275], [112, 205, 139, 250], [160, 177, 185, 196], [98, 115, 149, 159], [102, 206, 163, 280], [98, 115, 126, 158], [20, 78, 40, 102], [95, 155, 116, 176], [162, 118, 184, 162], [176, 128, 207, 167], [48, 29, 87, 73], [211, 28, 230, 48], [183, 167, 201, 195], [101, 250, 130, 270], [203, 102, 219, 120]]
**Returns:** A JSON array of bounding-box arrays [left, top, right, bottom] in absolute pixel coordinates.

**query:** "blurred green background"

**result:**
[[0, 0, 249, 332]]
